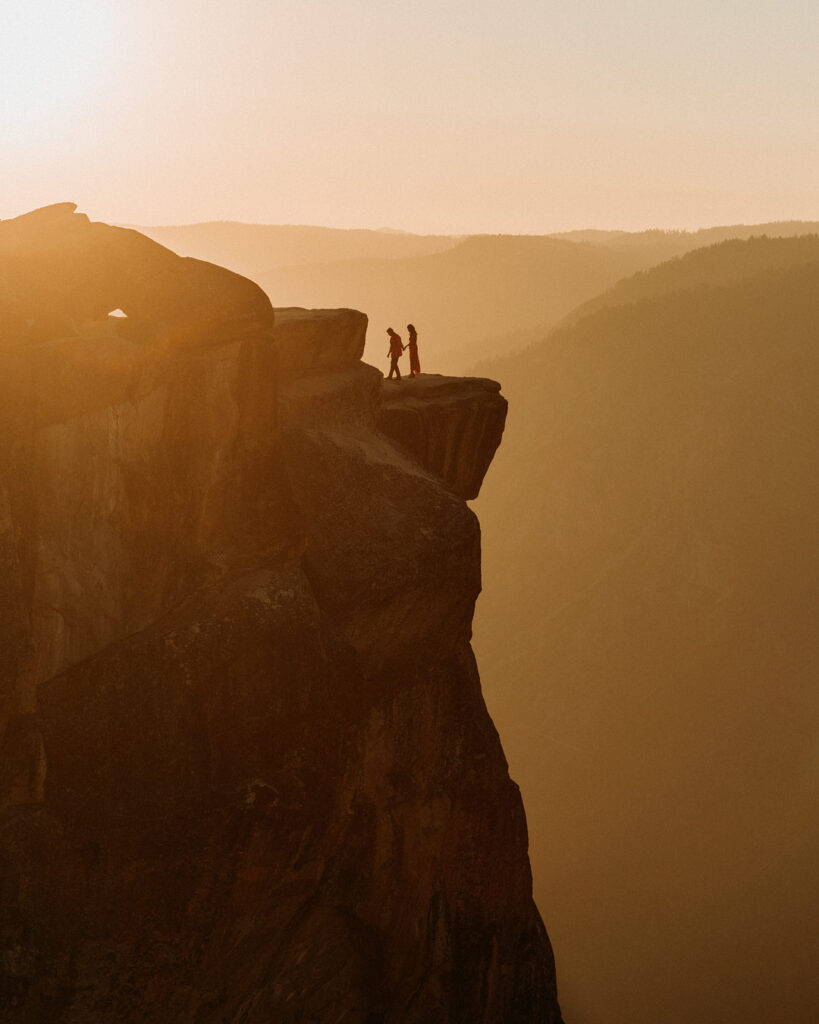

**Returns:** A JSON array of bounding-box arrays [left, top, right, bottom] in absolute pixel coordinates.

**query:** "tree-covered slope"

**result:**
[[473, 256, 819, 1024]]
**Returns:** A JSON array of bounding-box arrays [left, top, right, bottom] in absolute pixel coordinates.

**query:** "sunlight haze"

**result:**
[[3, 2, 819, 1022], [2, 0, 818, 231]]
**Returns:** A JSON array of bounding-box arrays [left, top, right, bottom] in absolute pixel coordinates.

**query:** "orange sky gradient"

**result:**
[[3, 0, 818, 233]]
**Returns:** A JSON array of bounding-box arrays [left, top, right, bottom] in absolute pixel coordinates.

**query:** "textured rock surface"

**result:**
[[378, 375, 508, 500], [0, 208, 562, 1023], [0, 204, 289, 716], [274, 306, 367, 372]]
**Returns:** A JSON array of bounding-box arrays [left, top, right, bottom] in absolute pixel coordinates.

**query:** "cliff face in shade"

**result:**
[[0, 206, 563, 1023], [378, 375, 508, 501]]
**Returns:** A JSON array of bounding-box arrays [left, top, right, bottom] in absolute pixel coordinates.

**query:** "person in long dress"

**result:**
[[406, 323, 420, 376]]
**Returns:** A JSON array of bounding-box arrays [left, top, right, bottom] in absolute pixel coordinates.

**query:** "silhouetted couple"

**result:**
[[385, 324, 420, 381]]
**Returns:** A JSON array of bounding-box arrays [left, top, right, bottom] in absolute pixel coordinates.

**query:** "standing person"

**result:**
[[386, 327, 403, 380], [406, 323, 420, 376]]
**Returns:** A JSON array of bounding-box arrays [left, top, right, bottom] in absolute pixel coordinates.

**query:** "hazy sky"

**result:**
[[3, 0, 818, 232]]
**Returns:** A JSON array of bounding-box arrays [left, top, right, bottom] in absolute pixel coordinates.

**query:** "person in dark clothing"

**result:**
[[386, 327, 404, 380], [406, 323, 420, 376]]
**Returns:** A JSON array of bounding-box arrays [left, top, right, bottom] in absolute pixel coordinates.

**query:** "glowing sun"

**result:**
[[2, 0, 120, 142]]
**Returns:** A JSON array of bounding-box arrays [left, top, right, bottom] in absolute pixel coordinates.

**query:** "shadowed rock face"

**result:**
[[0, 202, 274, 344], [0, 209, 562, 1023], [378, 375, 508, 500], [0, 205, 290, 720]]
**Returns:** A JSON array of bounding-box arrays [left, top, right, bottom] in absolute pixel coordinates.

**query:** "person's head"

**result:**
[[387, 327, 394, 336], [407, 323, 415, 333]]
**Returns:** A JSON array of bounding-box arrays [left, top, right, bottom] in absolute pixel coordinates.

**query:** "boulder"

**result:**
[[273, 306, 367, 373]]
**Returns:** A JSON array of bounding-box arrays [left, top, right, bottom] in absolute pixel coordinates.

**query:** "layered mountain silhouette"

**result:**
[[132, 221, 458, 282], [136, 228, 655, 369], [472, 240, 819, 1024], [252, 236, 653, 369], [136, 220, 819, 375]]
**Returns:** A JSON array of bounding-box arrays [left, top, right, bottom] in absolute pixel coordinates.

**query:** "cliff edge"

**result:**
[[0, 205, 562, 1023]]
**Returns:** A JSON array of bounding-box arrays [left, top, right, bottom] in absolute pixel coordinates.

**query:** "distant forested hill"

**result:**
[[550, 219, 819, 248], [472, 247, 819, 1024], [562, 233, 819, 326], [465, 227, 819, 365]]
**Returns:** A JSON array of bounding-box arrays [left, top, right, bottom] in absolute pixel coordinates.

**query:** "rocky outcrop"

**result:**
[[0, 207, 562, 1023], [378, 375, 508, 500], [274, 306, 367, 372], [0, 202, 273, 343]]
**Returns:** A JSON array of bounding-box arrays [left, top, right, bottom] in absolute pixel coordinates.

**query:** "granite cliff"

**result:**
[[0, 205, 562, 1023]]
